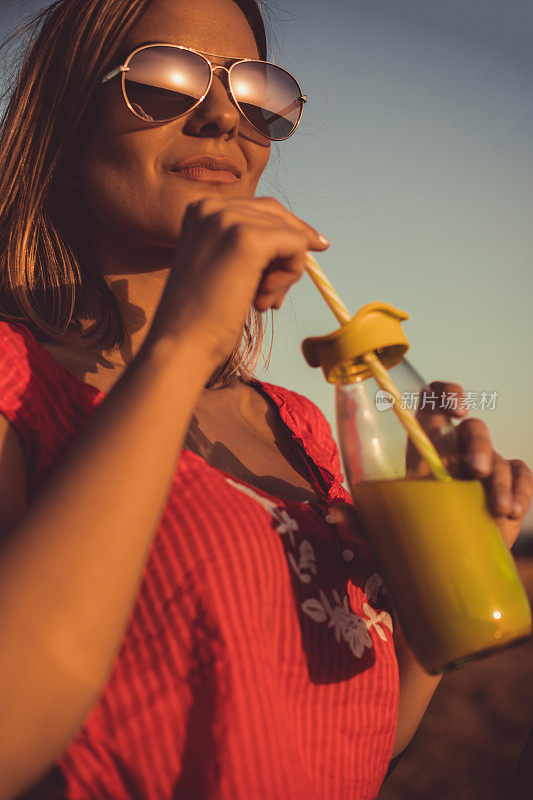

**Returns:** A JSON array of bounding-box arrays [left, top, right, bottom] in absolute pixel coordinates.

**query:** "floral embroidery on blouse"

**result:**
[[225, 478, 393, 658], [226, 478, 299, 545], [301, 590, 373, 658]]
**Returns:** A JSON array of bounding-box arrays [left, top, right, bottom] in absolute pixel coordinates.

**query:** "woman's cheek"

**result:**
[[78, 154, 182, 247]]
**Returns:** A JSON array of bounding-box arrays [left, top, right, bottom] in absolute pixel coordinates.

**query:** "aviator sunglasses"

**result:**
[[101, 43, 307, 141]]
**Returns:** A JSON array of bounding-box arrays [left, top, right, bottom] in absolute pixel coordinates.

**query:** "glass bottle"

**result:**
[[302, 302, 532, 673]]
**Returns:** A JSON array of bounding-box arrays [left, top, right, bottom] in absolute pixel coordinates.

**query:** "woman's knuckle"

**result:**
[[463, 420, 491, 441], [203, 209, 235, 236], [291, 227, 308, 245], [462, 429, 488, 447], [225, 222, 252, 248], [493, 482, 511, 497], [516, 485, 532, 501], [459, 418, 474, 432], [491, 466, 511, 484], [194, 197, 215, 215], [223, 221, 240, 241], [213, 209, 231, 229], [184, 199, 201, 221], [512, 458, 530, 473], [492, 450, 504, 468]]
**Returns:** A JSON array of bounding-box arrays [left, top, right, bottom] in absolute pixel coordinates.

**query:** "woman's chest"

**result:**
[[183, 405, 325, 504], [134, 461, 390, 670], [64, 472, 398, 800]]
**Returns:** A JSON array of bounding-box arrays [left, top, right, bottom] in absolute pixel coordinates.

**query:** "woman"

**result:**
[[0, 0, 530, 798]]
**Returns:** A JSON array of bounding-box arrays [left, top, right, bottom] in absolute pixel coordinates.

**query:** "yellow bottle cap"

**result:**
[[302, 301, 411, 384]]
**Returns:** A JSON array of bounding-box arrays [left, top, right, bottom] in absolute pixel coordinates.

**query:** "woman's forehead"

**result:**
[[116, 40, 255, 67], [122, 0, 260, 60]]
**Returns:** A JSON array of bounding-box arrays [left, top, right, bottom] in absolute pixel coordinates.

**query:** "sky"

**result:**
[[254, 0, 533, 531], [2, 0, 533, 531]]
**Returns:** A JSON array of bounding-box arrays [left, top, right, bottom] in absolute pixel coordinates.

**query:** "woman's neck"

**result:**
[[86, 235, 176, 366]]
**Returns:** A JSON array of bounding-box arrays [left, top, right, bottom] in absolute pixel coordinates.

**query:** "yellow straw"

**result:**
[[361, 351, 451, 482], [304, 252, 452, 482], [305, 252, 351, 325]]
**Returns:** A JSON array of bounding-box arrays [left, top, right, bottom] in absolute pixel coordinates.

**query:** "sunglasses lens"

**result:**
[[125, 46, 210, 122], [230, 61, 303, 140], [123, 47, 304, 139]]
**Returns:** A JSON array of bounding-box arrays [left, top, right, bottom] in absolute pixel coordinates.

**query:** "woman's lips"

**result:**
[[167, 154, 243, 184], [169, 167, 240, 184]]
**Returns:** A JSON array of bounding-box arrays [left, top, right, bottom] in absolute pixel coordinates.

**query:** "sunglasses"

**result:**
[[101, 43, 307, 141]]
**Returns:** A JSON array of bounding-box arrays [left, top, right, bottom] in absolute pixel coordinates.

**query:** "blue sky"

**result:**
[[2, 1, 532, 530], [255, 0, 533, 531]]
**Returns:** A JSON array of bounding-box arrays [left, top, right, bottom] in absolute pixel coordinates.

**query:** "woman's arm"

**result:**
[[0, 334, 216, 800], [337, 379, 532, 762], [390, 611, 442, 758], [0, 197, 328, 800], [390, 381, 532, 760]]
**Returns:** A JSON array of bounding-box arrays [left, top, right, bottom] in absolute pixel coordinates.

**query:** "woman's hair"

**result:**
[[0, 0, 270, 386]]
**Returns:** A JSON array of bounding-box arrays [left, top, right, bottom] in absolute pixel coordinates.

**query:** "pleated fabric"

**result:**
[[0, 320, 399, 800]]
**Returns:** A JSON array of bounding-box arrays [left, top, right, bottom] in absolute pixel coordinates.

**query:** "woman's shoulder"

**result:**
[[254, 378, 333, 435], [0, 318, 31, 355], [0, 319, 72, 391], [0, 320, 46, 494], [0, 319, 63, 393], [0, 319, 36, 391], [0, 319, 92, 496], [0, 318, 96, 410]]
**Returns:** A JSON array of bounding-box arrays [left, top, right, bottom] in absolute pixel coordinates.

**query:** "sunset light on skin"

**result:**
[[0, 1, 531, 797], [2, 0, 530, 532]]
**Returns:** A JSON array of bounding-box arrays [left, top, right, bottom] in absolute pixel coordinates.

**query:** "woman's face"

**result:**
[[74, 0, 271, 255]]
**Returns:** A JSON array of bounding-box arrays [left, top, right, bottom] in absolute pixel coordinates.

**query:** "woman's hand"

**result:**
[[146, 196, 330, 367], [329, 380, 533, 760], [413, 381, 532, 550], [332, 380, 532, 553]]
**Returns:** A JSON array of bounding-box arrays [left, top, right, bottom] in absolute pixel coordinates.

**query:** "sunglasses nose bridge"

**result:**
[[210, 64, 231, 91], [207, 64, 240, 110]]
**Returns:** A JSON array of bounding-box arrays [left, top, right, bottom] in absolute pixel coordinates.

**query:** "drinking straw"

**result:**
[[361, 350, 451, 482], [305, 252, 352, 325], [304, 252, 452, 482]]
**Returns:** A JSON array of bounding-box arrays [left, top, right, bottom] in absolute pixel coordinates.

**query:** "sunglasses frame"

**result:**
[[101, 43, 307, 141]]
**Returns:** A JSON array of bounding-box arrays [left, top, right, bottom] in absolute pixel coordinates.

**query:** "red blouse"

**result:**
[[0, 321, 399, 800]]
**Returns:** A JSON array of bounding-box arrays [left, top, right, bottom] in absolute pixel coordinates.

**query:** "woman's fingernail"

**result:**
[[318, 234, 330, 246], [512, 501, 522, 516], [469, 453, 490, 472]]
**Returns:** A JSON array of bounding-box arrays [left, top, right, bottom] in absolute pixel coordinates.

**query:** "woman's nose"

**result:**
[[183, 69, 241, 138]]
